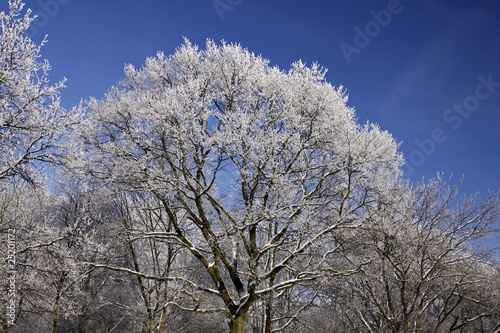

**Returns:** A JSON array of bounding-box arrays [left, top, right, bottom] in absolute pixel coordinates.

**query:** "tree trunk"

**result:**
[[264, 294, 274, 333], [51, 302, 59, 333], [229, 311, 248, 333], [158, 306, 167, 332], [52, 273, 67, 333]]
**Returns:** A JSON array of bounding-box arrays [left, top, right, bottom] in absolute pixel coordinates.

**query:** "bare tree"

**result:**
[[69, 38, 403, 332]]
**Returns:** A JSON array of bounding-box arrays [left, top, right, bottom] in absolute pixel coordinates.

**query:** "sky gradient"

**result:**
[[4, 0, 500, 227]]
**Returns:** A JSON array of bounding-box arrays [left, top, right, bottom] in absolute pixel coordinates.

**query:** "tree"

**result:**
[[0, 176, 142, 333], [0, 181, 80, 332], [325, 177, 500, 332], [110, 192, 182, 332], [0, 0, 67, 186], [2, 1, 498, 331], [69, 38, 403, 332]]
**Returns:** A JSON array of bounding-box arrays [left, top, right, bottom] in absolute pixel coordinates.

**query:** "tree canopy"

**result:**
[[68, 38, 403, 331], [0, 0, 67, 185]]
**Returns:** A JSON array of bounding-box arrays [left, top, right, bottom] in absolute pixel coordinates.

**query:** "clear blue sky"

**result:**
[[6, 1, 500, 202]]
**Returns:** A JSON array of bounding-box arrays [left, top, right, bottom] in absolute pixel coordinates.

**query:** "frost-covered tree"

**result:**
[[0, 182, 79, 332], [70, 39, 403, 332], [108, 192, 182, 332], [0, 177, 129, 333], [0, 0, 67, 185], [325, 177, 500, 332]]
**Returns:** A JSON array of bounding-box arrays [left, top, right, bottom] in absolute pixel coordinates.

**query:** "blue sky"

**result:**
[[6, 1, 500, 203]]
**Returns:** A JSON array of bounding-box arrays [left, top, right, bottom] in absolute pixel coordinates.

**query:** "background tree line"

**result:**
[[1, 1, 499, 332]]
